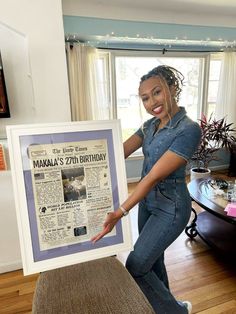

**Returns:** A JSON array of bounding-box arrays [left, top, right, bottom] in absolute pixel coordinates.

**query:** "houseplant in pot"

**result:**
[[190, 114, 236, 181]]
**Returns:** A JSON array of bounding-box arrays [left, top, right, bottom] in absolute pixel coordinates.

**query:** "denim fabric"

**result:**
[[136, 107, 202, 179], [126, 108, 201, 313]]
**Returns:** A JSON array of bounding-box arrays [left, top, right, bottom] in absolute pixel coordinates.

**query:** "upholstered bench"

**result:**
[[32, 256, 155, 314]]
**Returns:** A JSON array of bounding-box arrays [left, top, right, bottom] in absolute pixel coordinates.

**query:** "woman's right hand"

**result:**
[[91, 210, 122, 243]]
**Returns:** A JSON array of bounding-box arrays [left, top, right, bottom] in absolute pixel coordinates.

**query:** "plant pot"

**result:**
[[190, 167, 211, 181]]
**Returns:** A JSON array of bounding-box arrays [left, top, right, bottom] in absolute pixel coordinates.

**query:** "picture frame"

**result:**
[[0, 52, 10, 118], [7, 120, 132, 275]]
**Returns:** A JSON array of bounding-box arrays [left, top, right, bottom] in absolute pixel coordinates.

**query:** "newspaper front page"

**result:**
[[28, 139, 115, 251]]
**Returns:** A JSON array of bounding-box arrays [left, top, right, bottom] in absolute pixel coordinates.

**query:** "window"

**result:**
[[114, 54, 206, 141], [97, 50, 222, 143]]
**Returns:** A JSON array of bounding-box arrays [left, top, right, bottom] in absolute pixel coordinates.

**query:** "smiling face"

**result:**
[[139, 76, 179, 122]]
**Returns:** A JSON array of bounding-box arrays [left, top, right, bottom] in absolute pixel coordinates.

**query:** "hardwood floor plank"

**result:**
[[197, 300, 236, 314], [0, 293, 33, 314], [0, 271, 39, 289], [175, 279, 236, 313], [193, 292, 236, 313], [0, 281, 37, 297]]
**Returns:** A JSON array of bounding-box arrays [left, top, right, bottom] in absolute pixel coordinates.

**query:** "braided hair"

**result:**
[[140, 65, 184, 102]]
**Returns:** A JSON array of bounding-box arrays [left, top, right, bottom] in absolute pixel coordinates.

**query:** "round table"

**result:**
[[185, 177, 236, 255]]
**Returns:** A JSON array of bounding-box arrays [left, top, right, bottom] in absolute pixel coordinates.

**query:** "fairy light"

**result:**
[[65, 32, 236, 50]]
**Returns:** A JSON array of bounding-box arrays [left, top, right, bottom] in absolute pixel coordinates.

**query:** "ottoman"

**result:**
[[32, 256, 155, 314]]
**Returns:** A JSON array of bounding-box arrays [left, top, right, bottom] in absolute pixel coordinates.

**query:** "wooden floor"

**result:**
[[1, 171, 236, 314]]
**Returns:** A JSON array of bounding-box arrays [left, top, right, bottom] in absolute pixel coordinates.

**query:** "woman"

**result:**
[[92, 65, 201, 314]]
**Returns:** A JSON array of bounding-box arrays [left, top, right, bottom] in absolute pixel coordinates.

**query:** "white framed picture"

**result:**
[[7, 120, 132, 275]]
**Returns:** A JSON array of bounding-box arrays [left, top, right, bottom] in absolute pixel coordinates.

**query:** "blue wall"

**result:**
[[63, 16, 236, 50]]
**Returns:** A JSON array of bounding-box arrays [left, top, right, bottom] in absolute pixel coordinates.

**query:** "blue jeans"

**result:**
[[126, 183, 190, 314]]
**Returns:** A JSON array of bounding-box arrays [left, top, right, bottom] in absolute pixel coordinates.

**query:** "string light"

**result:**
[[65, 33, 236, 50]]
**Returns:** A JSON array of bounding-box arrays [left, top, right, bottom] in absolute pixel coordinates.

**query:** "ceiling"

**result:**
[[62, 0, 236, 27], [89, 0, 236, 15]]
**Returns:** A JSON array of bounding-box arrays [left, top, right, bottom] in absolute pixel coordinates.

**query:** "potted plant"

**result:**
[[190, 114, 236, 180]]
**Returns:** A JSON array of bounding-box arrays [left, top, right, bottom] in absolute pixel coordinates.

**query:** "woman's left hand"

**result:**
[[91, 211, 122, 243]]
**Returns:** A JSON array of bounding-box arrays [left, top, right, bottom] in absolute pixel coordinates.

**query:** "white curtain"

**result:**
[[66, 42, 110, 121], [215, 51, 236, 127]]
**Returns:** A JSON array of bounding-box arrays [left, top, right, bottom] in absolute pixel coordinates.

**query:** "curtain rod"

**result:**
[[97, 47, 224, 54]]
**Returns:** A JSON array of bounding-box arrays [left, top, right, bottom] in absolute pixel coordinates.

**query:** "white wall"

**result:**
[[0, 169, 22, 272], [0, 0, 71, 273], [0, 0, 71, 137]]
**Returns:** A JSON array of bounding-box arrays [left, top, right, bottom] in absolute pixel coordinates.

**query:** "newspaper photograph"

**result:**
[[28, 139, 116, 251]]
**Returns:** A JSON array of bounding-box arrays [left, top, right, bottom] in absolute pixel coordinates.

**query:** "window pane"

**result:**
[[207, 58, 222, 118], [97, 56, 111, 119], [209, 59, 221, 80], [115, 57, 151, 140], [208, 81, 219, 103], [115, 56, 204, 141]]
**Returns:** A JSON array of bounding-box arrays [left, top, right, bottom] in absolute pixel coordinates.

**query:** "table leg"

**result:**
[[185, 207, 198, 238]]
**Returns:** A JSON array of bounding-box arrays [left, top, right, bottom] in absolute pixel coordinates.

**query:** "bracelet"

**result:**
[[120, 206, 129, 216]]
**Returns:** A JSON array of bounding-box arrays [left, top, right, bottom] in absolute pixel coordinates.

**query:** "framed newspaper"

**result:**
[[7, 120, 133, 275]]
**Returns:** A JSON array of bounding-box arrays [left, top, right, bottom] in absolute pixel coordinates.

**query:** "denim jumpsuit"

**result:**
[[125, 107, 201, 314]]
